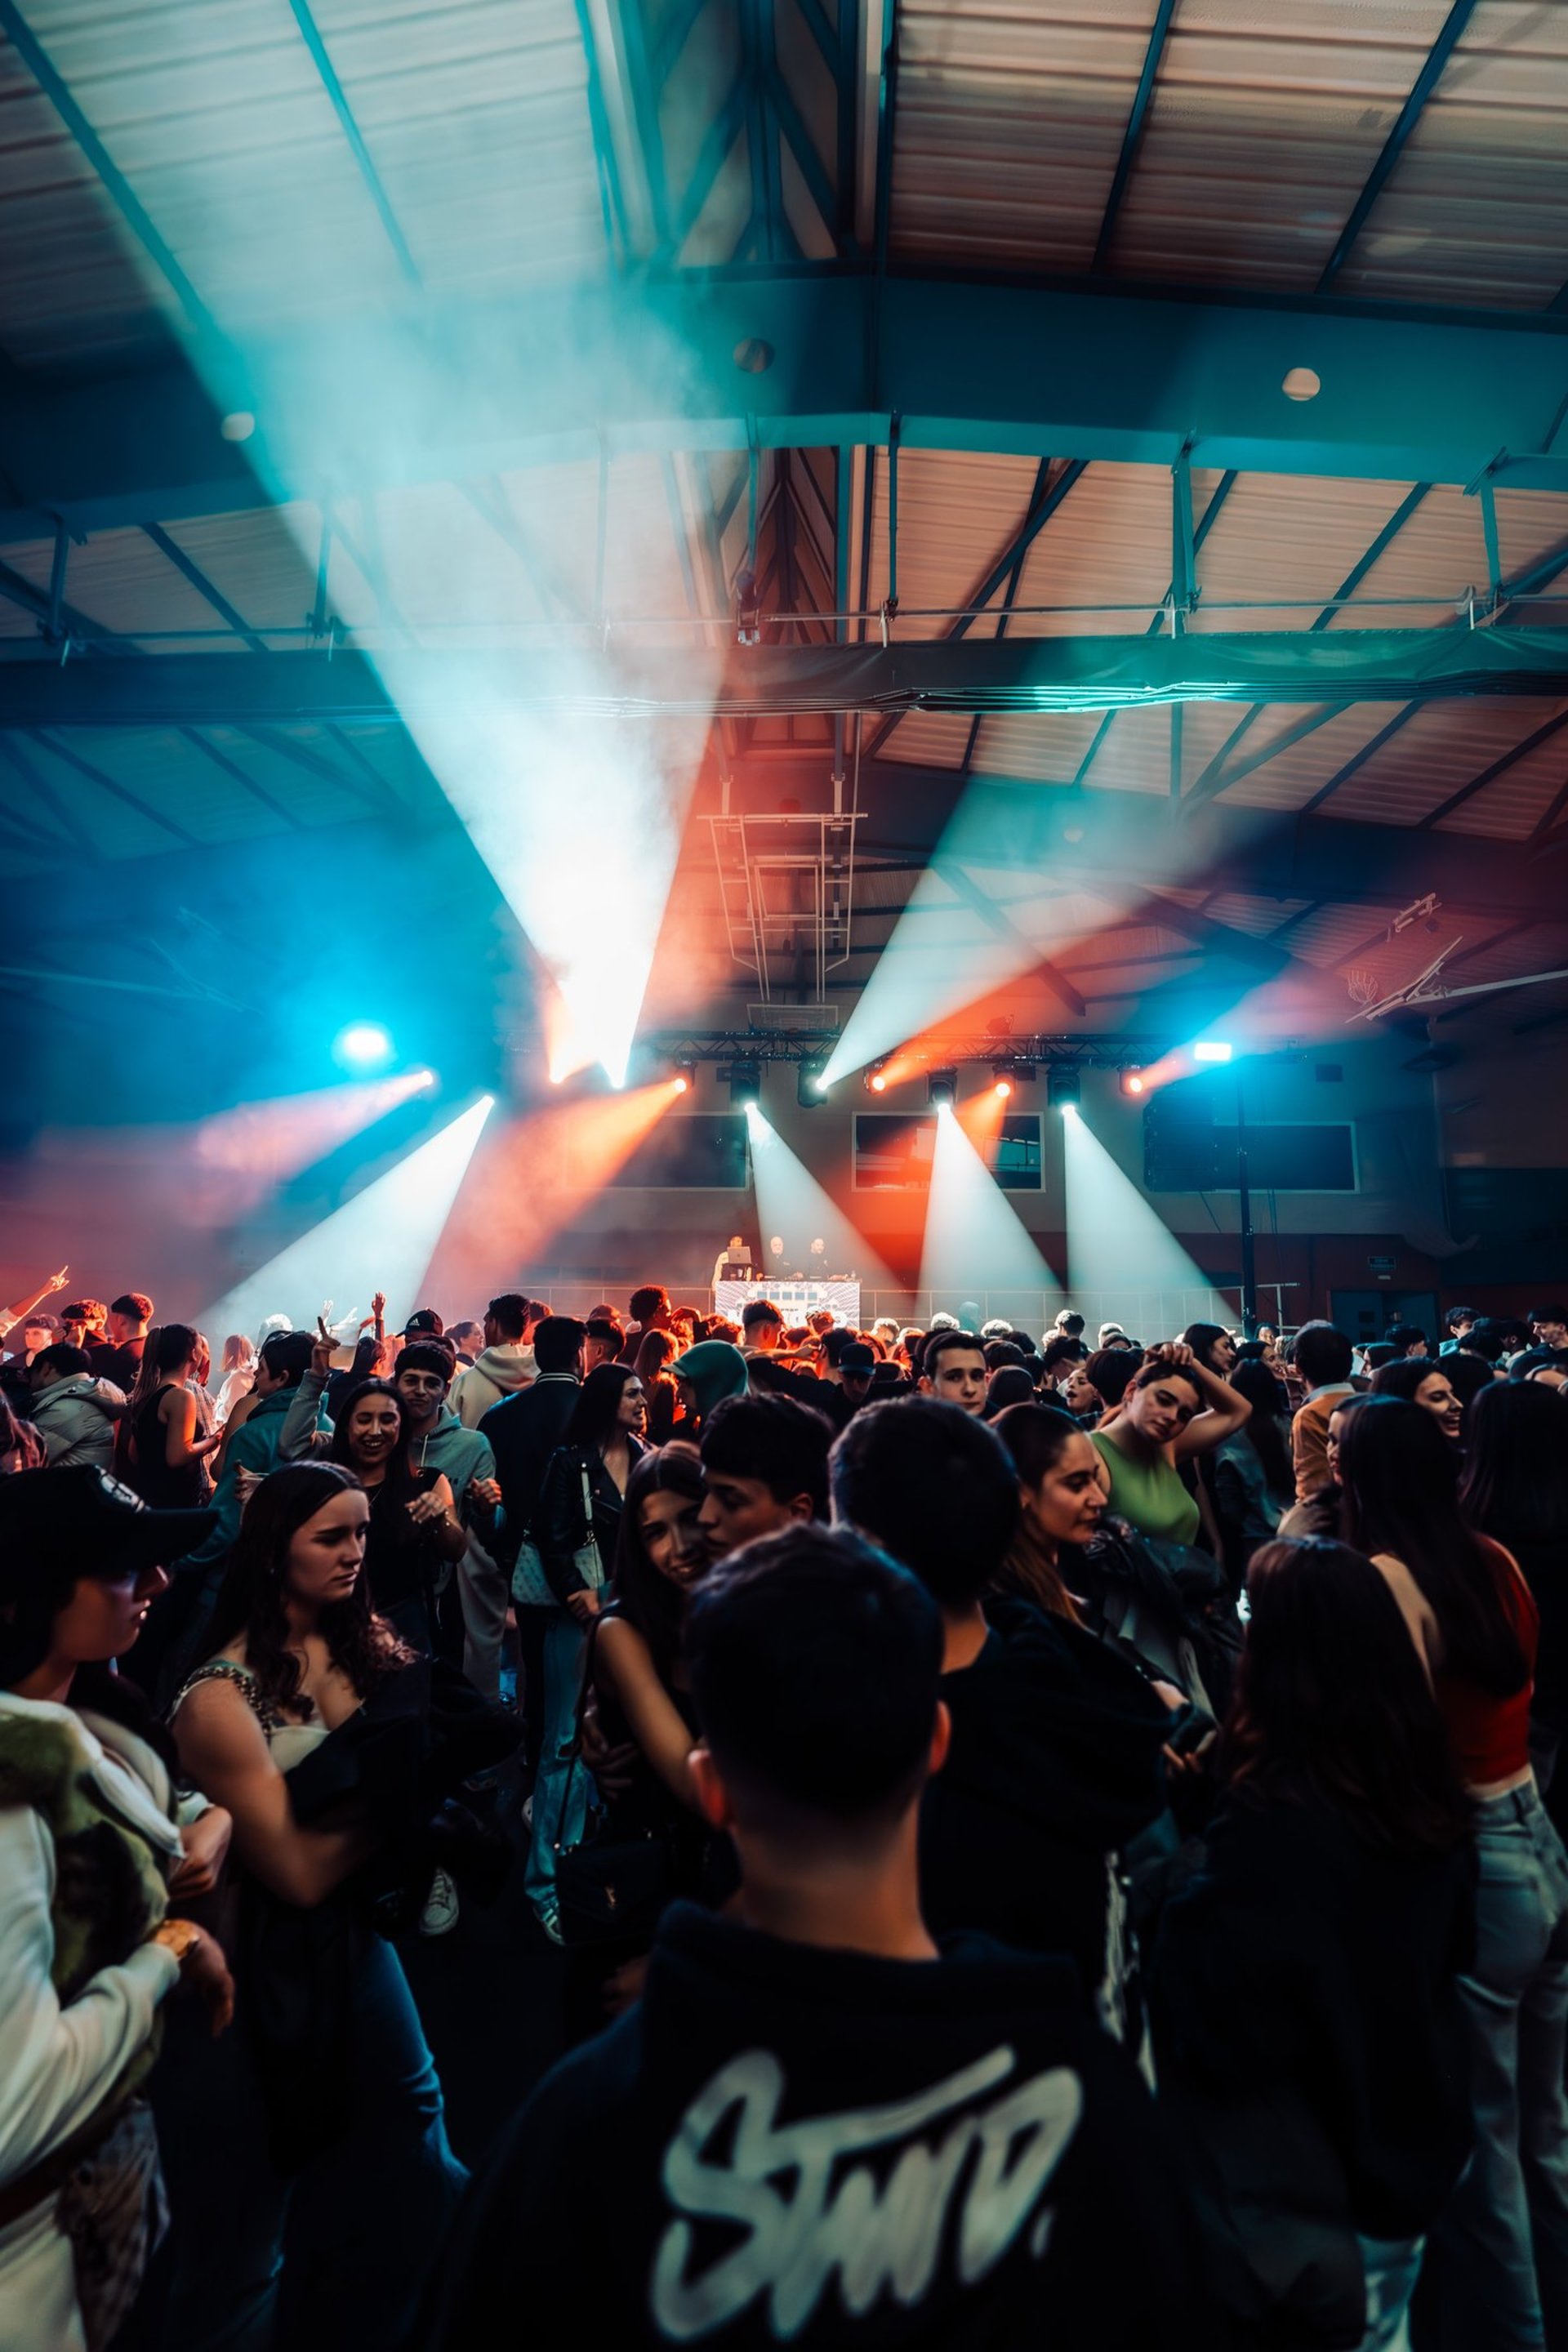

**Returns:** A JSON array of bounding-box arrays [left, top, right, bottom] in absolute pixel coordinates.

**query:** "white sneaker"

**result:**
[[534, 1897, 564, 1946], [418, 1867, 460, 1937]]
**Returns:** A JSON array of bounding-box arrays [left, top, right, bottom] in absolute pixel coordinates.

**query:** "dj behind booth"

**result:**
[[711, 1234, 861, 1325]]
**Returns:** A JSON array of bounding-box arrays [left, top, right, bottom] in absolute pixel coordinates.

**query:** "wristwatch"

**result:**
[[150, 1918, 203, 1967]]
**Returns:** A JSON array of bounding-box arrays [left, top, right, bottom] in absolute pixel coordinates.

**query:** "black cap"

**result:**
[[840, 1342, 877, 1373], [0, 1468, 216, 1590], [403, 1309, 444, 1337]]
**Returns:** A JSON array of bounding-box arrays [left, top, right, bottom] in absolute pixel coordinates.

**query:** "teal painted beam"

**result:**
[[10, 274, 1568, 545], [1316, 0, 1477, 294], [6, 626, 1568, 725], [1092, 0, 1178, 274]]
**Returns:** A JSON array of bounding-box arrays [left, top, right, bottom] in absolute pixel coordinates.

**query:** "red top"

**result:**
[[1435, 1537, 1539, 1787]]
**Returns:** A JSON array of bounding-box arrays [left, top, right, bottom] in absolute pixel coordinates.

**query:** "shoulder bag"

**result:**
[[510, 1457, 607, 1610], [553, 1611, 671, 1948]]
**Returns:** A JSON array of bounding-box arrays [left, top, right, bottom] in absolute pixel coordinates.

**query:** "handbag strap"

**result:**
[[580, 1458, 596, 1548]]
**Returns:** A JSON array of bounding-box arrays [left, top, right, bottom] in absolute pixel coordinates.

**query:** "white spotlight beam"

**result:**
[[200, 1094, 494, 1339], [1061, 1102, 1231, 1333], [919, 1107, 1062, 1319], [745, 1108, 897, 1289]]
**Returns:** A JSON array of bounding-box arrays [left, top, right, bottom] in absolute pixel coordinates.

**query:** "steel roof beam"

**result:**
[[1316, 0, 1477, 295], [286, 0, 421, 287], [10, 274, 1568, 543], [1180, 482, 1432, 810], [1091, 0, 1178, 274], [1075, 466, 1239, 788], [9, 628, 1568, 725]]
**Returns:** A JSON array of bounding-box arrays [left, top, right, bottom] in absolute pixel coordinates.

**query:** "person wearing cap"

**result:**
[[0, 1468, 234, 2349], [670, 1340, 748, 1440], [1098, 1322, 1135, 1351]]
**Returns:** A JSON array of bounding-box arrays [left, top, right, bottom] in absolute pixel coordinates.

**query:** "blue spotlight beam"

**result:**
[[199, 1094, 493, 1339]]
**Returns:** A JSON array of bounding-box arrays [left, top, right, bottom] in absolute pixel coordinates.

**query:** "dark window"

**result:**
[[608, 1115, 750, 1189], [1145, 1112, 1356, 1192], [854, 1113, 1042, 1192]]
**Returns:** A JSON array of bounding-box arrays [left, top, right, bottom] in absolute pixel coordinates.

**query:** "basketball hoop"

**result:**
[[1347, 969, 1383, 1007]]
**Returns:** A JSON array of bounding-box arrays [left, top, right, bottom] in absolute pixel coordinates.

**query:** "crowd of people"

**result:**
[[2, 1260, 1568, 2349]]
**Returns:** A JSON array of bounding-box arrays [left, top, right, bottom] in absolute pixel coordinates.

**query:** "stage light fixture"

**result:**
[[670, 1059, 697, 1096], [798, 1061, 830, 1109], [994, 1078, 1012, 1100], [728, 1060, 762, 1111], [1193, 1040, 1234, 1064], [334, 1021, 394, 1072], [1047, 1064, 1081, 1112], [1120, 1069, 1147, 1098], [991, 1059, 1033, 1098], [865, 1062, 890, 1095], [927, 1068, 958, 1111]]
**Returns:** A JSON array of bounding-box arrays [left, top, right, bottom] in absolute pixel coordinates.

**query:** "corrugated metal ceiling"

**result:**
[[4, 0, 1568, 1024]]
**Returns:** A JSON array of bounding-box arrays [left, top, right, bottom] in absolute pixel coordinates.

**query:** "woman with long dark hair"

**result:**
[[1155, 1538, 1476, 2352], [1339, 1397, 1568, 2349], [632, 1327, 678, 1445], [1369, 1356, 1464, 1446], [526, 1364, 648, 1940], [991, 1402, 1102, 1623], [1209, 1356, 1294, 1586], [565, 1442, 713, 2035], [281, 1334, 466, 1655], [126, 1325, 220, 1509], [168, 1463, 465, 2350], [1461, 1379, 1568, 1826]]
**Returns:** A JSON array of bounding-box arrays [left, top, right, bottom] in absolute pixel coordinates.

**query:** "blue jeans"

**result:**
[[523, 1608, 588, 1912], [1428, 1781, 1568, 2350], [154, 1930, 466, 2350], [1356, 2235, 1423, 2350]]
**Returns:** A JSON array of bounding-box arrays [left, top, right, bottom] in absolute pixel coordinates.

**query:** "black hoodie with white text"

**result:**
[[421, 1899, 1220, 2350]]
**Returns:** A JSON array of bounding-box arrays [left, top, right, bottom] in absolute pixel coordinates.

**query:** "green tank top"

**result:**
[[1090, 1429, 1200, 1545]]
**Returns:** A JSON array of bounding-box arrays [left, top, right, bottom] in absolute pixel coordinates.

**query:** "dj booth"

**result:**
[[714, 1279, 862, 1325]]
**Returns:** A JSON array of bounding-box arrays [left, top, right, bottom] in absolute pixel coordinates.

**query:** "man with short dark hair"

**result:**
[[25, 1343, 128, 1469], [424, 1524, 1213, 2351], [918, 1329, 988, 1417], [831, 1400, 1170, 2029], [450, 1293, 536, 1426], [1385, 1322, 1430, 1360], [739, 1297, 785, 1356], [582, 1316, 623, 1375], [1441, 1306, 1477, 1355], [99, 1291, 154, 1390], [697, 1392, 832, 1554], [1530, 1304, 1568, 1351], [1289, 1321, 1357, 1500]]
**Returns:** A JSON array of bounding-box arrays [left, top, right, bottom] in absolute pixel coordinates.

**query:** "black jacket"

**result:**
[[479, 1374, 581, 1569], [421, 1900, 1219, 2350], [536, 1437, 645, 1603], [1153, 1789, 1476, 2243], [919, 1595, 1171, 2011]]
